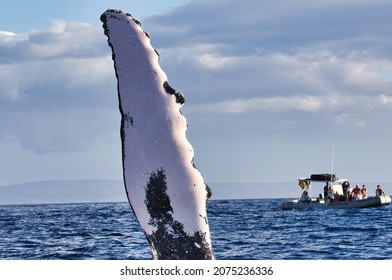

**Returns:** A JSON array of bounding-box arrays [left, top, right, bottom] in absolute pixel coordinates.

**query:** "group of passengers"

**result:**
[[322, 181, 386, 203], [344, 183, 368, 201], [299, 179, 387, 203], [322, 184, 344, 203]]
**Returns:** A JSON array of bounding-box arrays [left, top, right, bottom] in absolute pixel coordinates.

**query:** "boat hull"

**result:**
[[281, 195, 391, 210]]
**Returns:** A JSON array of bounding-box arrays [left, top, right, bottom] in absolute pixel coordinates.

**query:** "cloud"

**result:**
[[140, 0, 392, 136], [0, 21, 118, 153], [161, 47, 392, 113], [0, 20, 105, 62], [2, 0, 392, 171], [147, 0, 392, 55]]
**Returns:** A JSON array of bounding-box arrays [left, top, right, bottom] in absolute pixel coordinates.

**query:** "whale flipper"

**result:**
[[101, 9, 214, 260]]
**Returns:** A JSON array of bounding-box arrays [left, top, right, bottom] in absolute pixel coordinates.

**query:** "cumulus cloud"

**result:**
[[147, 0, 392, 55], [2, 0, 392, 161], [0, 21, 117, 153], [160, 47, 392, 115], [0, 20, 105, 62], [143, 0, 392, 135]]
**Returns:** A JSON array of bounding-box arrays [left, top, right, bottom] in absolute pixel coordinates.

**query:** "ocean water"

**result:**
[[1, 199, 392, 260]]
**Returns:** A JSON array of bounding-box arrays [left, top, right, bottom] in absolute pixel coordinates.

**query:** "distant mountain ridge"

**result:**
[[0, 180, 126, 205], [0, 180, 296, 205]]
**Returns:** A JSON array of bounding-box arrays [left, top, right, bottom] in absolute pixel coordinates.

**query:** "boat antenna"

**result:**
[[331, 144, 335, 175]]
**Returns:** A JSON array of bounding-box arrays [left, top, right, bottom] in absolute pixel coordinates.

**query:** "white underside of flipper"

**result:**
[[101, 9, 214, 260]]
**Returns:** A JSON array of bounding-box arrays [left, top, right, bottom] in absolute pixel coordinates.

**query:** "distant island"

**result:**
[[0, 180, 126, 205], [0, 180, 299, 205]]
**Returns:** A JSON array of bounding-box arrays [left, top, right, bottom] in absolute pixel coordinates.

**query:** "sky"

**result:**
[[1, 0, 392, 197]]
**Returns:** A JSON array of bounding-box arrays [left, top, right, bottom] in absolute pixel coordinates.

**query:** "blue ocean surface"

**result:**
[[1, 199, 391, 260]]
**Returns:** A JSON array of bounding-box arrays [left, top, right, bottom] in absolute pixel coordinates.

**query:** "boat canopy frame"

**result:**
[[298, 173, 347, 198]]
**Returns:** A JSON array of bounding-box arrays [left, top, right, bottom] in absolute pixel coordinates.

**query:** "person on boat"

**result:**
[[375, 185, 385, 196], [352, 184, 361, 198], [342, 181, 350, 200], [300, 190, 311, 203], [361, 185, 368, 199], [327, 186, 335, 203], [323, 184, 329, 202], [355, 191, 363, 200], [347, 184, 353, 200], [333, 191, 340, 203]]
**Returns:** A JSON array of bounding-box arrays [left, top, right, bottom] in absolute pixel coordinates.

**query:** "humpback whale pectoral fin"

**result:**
[[101, 9, 214, 260]]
